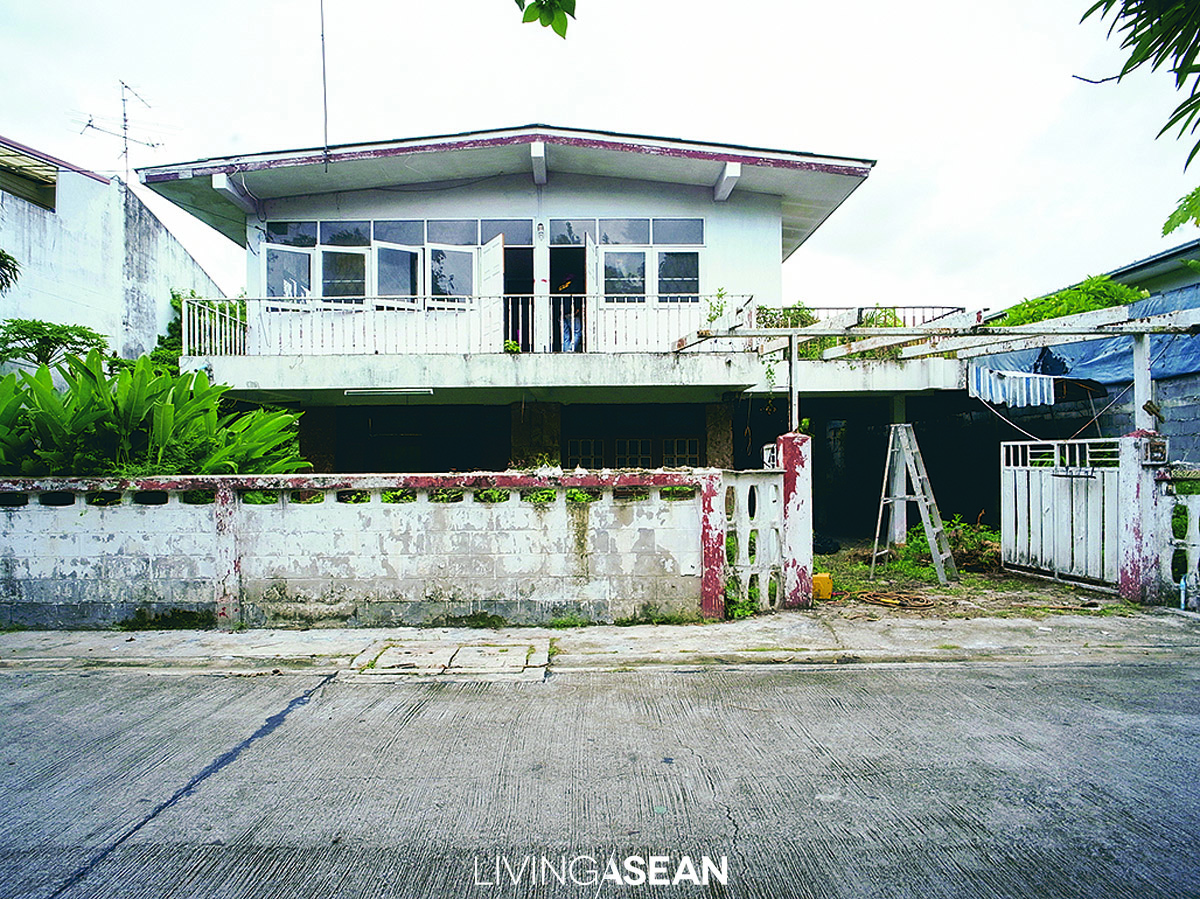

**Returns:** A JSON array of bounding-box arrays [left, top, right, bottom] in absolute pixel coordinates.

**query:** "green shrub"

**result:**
[[0, 350, 308, 477], [660, 486, 696, 501], [475, 487, 511, 503], [522, 487, 558, 504], [382, 488, 417, 503], [566, 487, 601, 503]]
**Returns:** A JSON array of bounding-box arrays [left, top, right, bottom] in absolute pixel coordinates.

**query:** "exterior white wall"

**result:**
[[247, 172, 782, 304], [0, 473, 728, 628], [0, 175, 222, 359]]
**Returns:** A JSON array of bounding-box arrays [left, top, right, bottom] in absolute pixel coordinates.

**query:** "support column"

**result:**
[[699, 471, 726, 619], [788, 334, 800, 433], [1133, 334, 1155, 432], [213, 482, 241, 630], [889, 396, 908, 545], [1117, 435, 1171, 603], [705, 402, 734, 469], [298, 407, 337, 473], [510, 401, 561, 466], [777, 431, 813, 609]]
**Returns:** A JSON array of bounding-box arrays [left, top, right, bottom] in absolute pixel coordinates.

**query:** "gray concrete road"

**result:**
[[1, 659, 1199, 898]]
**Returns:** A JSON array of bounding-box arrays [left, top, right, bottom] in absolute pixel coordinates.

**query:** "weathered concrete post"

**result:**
[[1118, 435, 1171, 604], [699, 471, 727, 620], [777, 431, 813, 609], [213, 481, 241, 630]]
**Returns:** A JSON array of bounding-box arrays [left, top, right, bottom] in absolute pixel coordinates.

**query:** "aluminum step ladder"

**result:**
[[870, 424, 958, 585]]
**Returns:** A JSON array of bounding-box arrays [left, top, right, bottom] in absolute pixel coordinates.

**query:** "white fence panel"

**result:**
[[1001, 440, 1121, 586]]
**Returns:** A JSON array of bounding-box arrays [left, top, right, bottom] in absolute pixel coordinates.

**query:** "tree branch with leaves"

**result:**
[[515, 0, 575, 37]]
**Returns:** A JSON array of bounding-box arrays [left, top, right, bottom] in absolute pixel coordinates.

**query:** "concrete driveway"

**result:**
[[1, 646, 1198, 897]]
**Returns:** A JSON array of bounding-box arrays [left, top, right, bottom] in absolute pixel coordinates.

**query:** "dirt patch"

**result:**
[[815, 540, 1129, 621]]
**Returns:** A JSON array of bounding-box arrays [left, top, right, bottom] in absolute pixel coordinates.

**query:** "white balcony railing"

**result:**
[[181, 296, 967, 358], [182, 294, 755, 357]]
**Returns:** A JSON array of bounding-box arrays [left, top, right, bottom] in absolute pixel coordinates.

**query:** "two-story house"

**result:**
[[136, 124, 893, 474]]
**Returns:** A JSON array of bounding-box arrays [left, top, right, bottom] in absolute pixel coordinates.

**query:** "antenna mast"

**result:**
[[80, 81, 161, 182]]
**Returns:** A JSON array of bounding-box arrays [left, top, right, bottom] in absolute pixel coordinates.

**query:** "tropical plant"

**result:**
[[0, 349, 309, 477], [1084, 0, 1200, 167], [0, 319, 108, 368], [0, 249, 19, 294]]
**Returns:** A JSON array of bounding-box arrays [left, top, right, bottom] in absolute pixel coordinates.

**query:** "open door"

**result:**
[[479, 233, 504, 296], [478, 233, 505, 351], [584, 232, 597, 351]]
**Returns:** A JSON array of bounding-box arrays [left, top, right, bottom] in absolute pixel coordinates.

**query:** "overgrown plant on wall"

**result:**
[[0, 350, 309, 477], [988, 275, 1147, 327], [756, 303, 906, 361]]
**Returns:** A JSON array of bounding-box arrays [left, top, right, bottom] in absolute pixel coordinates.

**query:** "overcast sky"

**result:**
[[3, 0, 1197, 312]]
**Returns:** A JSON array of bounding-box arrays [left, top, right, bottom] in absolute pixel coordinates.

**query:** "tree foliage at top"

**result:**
[[990, 274, 1147, 327], [0, 319, 108, 368], [1084, 1, 1200, 167], [515, 0, 575, 37]]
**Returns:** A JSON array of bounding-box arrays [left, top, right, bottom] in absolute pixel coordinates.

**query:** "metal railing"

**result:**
[[182, 294, 754, 357], [801, 306, 967, 327]]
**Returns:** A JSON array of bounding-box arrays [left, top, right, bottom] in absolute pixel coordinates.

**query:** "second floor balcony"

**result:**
[[182, 293, 757, 358]]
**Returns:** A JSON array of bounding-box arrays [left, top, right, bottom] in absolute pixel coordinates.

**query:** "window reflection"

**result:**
[[266, 248, 311, 297], [322, 251, 366, 299], [430, 248, 473, 297], [550, 219, 596, 245], [378, 247, 420, 297], [604, 251, 645, 302], [265, 222, 317, 248], [320, 222, 371, 246]]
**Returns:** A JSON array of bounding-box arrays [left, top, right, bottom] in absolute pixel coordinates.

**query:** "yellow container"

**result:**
[[813, 572, 833, 600]]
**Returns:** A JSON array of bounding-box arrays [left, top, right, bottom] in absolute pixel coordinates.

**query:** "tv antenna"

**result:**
[[80, 81, 162, 181]]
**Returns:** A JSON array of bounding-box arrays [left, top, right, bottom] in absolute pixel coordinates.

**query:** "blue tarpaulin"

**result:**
[[971, 285, 1200, 385]]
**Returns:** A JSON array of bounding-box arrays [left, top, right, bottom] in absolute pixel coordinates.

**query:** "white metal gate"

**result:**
[[1000, 439, 1121, 585]]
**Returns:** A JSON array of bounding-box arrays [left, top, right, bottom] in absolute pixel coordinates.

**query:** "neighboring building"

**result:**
[[1106, 238, 1200, 295], [138, 124, 963, 476], [0, 134, 222, 359]]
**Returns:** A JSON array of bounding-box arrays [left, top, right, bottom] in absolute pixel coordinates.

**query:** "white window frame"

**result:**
[[374, 241, 424, 306], [319, 247, 371, 302], [601, 248, 648, 303], [654, 249, 702, 303], [263, 246, 314, 300], [426, 244, 477, 305]]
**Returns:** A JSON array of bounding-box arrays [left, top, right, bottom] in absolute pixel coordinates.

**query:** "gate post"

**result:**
[[1118, 435, 1171, 604], [777, 432, 813, 609], [213, 481, 242, 630], [699, 470, 726, 620]]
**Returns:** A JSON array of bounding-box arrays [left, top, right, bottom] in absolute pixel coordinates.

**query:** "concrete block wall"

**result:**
[[0, 471, 736, 629]]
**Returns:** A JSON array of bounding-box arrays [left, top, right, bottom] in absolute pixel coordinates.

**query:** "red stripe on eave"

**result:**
[[141, 132, 873, 184], [0, 134, 110, 184]]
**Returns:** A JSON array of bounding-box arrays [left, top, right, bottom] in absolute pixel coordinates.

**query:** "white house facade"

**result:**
[[139, 125, 960, 475]]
